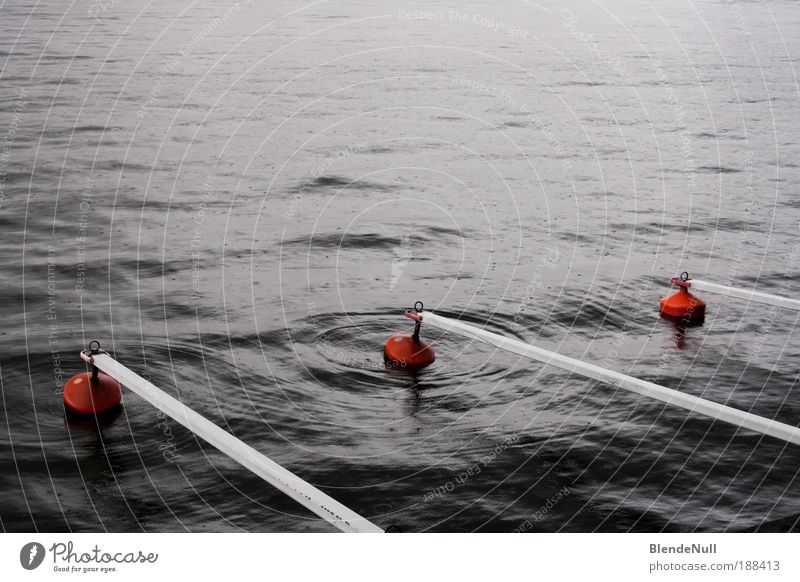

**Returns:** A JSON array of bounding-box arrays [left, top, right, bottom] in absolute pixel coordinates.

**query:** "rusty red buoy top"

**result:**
[[384, 301, 436, 368], [659, 272, 706, 322]]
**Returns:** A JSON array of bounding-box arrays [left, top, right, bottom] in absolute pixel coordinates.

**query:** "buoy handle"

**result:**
[[401, 302, 426, 340], [80, 341, 109, 364], [671, 272, 692, 288], [404, 301, 425, 321], [80, 341, 110, 384]]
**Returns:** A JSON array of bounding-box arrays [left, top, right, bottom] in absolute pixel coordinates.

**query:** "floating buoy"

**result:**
[[659, 272, 706, 321], [63, 342, 122, 415], [384, 302, 435, 368], [384, 334, 436, 368]]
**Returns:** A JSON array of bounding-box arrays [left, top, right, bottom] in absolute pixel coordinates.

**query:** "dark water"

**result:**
[[2, 0, 800, 532]]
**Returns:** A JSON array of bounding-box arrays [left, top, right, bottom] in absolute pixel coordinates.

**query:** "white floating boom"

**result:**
[[690, 279, 800, 312], [419, 311, 800, 446], [90, 352, 383, 533]]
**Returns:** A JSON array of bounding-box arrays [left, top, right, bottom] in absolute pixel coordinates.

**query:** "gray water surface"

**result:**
[[1, 0, 799, 532]]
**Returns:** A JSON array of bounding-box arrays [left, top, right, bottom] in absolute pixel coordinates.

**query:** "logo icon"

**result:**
[[20, 542, 46, 570]]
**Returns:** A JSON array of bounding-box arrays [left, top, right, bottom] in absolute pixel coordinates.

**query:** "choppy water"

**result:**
[[2, 0, 800, 532]]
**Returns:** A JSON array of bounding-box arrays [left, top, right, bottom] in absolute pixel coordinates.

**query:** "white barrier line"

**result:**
[[91, 353, 383, 533], [420, 312, 800, 446], [690, 279, 800, 312]]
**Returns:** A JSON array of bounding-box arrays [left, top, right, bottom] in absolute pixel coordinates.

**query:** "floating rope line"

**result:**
[[418, 311, 800, 447], [84, 349, 383, 533], [689, 279, 800, 312]]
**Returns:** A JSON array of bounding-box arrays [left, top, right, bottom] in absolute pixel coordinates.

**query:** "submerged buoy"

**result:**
[[64, 342, 122, 415], [660, 273, 706, 321], [384, 302, 436, 368]]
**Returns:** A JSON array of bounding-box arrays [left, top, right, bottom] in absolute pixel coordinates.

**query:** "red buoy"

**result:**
[[384, 334, 435, 368], [63, 370, 121, 415], [385, 302, 436, 368], [660, 274, 706, 321]]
